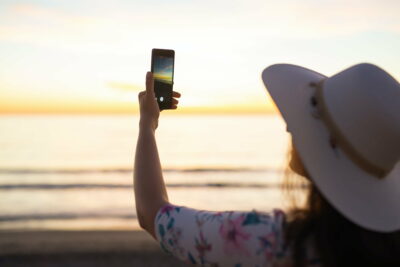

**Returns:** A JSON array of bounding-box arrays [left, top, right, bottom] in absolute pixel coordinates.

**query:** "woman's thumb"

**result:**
[[146, 72, 155, 96]]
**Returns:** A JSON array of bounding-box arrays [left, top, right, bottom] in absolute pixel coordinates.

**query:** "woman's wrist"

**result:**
[[139, 118, 157, 133]]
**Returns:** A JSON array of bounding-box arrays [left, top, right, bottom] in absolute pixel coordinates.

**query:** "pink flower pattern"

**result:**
[[155, 205, 321, 266], [159, 204, 174, 215], [219, 215, 251, 256]]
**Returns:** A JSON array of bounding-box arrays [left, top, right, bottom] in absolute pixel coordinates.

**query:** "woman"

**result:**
[[134, 64, 400, 266]]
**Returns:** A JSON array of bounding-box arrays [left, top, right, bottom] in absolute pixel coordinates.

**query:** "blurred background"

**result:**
[[0, 0, 399, 265]]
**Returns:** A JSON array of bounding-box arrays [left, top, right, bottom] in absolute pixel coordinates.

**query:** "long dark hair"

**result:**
[[283, 147, 400, 267]]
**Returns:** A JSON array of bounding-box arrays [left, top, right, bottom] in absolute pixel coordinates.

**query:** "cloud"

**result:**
[[9, 3, 102, 25], [0, 3, 112, 49], [106, 81, 143, 92], [160, 65, 172, 73], [1, 0, 399, 50]]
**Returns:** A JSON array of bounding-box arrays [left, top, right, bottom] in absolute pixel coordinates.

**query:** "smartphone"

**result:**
[[151, 48, 175, 110]]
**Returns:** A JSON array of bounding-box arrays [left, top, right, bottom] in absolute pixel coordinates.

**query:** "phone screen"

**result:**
[[153, 55, 173, 85], [151, 49, 174, 110]]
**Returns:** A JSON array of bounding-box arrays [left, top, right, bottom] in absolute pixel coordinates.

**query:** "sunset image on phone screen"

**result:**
[[153, 56, 173, 85]]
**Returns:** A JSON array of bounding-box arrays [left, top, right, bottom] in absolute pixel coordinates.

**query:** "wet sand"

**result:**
[[0, 230, 187, 267]]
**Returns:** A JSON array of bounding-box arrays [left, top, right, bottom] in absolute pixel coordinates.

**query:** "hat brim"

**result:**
[[262, 64, 400, 232]]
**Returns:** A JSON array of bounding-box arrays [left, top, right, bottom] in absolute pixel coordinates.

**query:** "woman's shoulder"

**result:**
[[154, 204, 293, 266], [156, 204, 288, 239], [156, 203, 286, 222]]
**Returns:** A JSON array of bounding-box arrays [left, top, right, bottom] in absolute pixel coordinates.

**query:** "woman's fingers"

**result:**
[[138, 91, 146, 100], [139, 88, 179, 107], [173, 91, 181, 98], [145, 72, 155, 97]]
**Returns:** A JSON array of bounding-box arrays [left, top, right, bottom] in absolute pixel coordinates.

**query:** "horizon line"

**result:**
[[0, 106, 278, 115], [0, 111, 277, 115]]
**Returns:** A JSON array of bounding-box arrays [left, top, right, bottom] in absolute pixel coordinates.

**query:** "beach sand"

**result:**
[[0, 230, 187, 266]]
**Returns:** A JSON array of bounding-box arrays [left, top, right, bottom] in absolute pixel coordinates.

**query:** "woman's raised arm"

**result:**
[[133, 72, 180, 238]]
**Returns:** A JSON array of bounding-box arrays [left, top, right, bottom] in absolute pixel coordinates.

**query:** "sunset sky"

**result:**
[[0, 0, 399, 114]]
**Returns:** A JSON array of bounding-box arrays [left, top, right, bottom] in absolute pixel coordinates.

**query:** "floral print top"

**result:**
[[154, 204, 321, 267]]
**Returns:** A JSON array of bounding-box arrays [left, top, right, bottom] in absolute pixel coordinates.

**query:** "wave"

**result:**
[[0, 182, 301, 190], [0, 167, 278, 175], [0, 213, 137, 222]]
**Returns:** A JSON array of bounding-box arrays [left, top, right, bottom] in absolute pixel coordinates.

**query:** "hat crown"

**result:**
[[322, 63, 400, 176]]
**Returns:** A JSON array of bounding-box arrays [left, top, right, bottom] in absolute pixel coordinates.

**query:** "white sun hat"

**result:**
[[262, 63, 400, 233]]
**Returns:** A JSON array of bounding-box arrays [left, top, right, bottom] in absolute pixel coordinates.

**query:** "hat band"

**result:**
[[313, 80, 388, 178]]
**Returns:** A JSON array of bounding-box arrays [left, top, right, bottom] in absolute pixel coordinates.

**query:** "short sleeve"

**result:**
[[154, 203, 291, 267]]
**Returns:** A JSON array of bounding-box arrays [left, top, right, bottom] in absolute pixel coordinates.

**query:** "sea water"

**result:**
[[0, 114, 292, 230]]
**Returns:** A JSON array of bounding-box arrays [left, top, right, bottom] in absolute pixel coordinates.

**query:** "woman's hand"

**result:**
[[138, 72, 181, 131], [135, 71, 179, 238]]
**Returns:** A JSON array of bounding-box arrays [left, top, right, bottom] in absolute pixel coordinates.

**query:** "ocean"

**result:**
[[0, 114, 292, 230]]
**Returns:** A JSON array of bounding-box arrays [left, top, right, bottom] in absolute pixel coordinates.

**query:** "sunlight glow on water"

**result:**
[[0, 115, 301, 230]]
